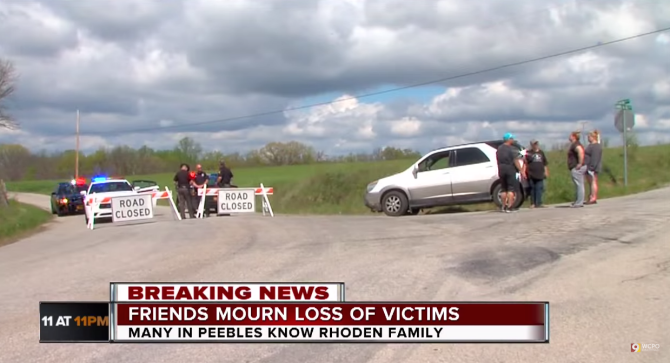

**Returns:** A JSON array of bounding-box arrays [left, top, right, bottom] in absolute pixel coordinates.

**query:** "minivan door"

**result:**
[[450, 147, 496, 203], [406, 150, 454, 207]]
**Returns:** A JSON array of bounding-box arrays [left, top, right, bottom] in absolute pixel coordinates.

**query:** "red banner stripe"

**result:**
[[115, 303, 546, 326]]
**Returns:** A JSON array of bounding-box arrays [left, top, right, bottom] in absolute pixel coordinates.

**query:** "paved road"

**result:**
[[1, 191, 668, 363]]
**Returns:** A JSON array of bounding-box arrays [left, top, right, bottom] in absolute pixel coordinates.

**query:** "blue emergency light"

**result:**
[[92, 176, 108, 183]]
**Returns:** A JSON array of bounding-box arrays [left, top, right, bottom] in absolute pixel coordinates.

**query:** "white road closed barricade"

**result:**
[[217, 188, 255, 215], [111, 194, 154, 223]]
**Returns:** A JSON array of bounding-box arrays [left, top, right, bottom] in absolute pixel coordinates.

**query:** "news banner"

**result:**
[[39, 282, 549, 343]]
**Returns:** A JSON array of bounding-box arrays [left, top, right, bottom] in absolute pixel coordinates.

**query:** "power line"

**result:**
[[88, 25, 670, 136]]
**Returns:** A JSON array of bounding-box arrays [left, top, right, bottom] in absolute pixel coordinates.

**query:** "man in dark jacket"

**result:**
[[192, 164, 208, 209], [173, 163, 195, 219], [525, 140, 549, 208], [216, 160, 233, 188]]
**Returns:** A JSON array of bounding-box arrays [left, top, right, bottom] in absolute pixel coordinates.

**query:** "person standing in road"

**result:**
[[584, 130, 603, 204], [173, 163, 195, 219], [192, 164, 208, 210], [216, 160, 234, 188], [496, 133, 525, 213], [567, 131, 587, 208], [524, 140, 549, 208]]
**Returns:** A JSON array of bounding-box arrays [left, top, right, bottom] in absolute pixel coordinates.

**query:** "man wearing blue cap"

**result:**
[[496, 133, 525, 212]]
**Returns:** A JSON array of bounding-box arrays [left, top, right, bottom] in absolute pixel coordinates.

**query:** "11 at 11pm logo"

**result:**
[[631, 343, 660, 352]]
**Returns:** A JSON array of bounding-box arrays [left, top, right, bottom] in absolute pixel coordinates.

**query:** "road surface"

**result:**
[[1, 190, 668, 363]]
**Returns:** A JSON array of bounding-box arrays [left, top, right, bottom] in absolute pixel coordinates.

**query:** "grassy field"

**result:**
[[0, 200, 52, 246], [7, 144, 670, 215]]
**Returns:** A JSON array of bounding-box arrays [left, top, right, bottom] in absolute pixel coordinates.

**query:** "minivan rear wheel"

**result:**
[[382, 191, 409, 217], [492, 183, 524, 209]]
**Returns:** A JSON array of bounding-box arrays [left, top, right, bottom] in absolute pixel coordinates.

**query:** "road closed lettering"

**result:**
[[218, 189, 255, 214], [112, 194, 154, 222]]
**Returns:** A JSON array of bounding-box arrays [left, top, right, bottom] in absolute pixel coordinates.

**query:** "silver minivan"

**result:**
[[364, 140, 528, 216]]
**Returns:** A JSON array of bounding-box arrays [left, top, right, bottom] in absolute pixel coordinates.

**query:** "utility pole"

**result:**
[[75, 110, 80, 179], [578, 121, 589, 139], [615, 99, 634, 187]]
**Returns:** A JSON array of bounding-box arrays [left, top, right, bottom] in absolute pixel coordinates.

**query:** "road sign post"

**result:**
[[614, 99, 634, 187]]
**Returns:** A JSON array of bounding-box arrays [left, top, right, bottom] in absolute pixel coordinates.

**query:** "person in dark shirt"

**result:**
[[584, 130, 603, 204], [496, 133, 525, 213], [567, 131, 587, 208], [524, 140, 549, 208], [192, 164, 208, 210], [173, 163, 195, 219], [216, 160, 234, 187]]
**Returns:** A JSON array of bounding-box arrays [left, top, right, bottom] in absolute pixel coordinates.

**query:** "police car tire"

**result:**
[[56, 208, 65, 217]]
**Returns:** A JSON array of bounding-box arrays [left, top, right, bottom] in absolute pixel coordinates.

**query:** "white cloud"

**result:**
[[390, 117, 422, 137], [0, 0, 669, 156]]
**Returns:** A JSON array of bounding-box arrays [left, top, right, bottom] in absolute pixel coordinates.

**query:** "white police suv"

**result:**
[[81, 177, 158, 225]]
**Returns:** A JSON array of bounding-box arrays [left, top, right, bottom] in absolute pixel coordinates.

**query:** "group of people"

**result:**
[[172, 160, 234, 219], [496, 130, 603, 212]]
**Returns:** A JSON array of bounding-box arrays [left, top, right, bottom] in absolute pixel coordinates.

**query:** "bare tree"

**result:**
[[0, 59, 18, 129], [175, 137, 202, 163]]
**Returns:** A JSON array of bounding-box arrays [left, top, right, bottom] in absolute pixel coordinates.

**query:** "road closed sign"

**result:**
[[111, 194, 154, 222], [217, 189, 255, 214]]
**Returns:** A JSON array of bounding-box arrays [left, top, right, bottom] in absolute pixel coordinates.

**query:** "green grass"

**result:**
[[0, 199, 52, 245], [7, 144, 670, 215]]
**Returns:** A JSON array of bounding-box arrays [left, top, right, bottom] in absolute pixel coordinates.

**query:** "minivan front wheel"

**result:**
[[382, 191, 409, 217]]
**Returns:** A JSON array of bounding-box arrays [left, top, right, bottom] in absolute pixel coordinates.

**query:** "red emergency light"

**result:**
[[71, 178, 87, 185]]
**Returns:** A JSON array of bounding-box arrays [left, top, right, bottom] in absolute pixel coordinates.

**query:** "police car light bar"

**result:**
[[92, 176, 108, 182]]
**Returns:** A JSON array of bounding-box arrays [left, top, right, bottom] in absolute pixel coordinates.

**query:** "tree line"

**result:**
[[0, 138, 421, 181]]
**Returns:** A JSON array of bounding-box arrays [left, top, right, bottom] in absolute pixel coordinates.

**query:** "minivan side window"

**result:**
[[454, 147, 490, 167], [418, 151, 451, 172]]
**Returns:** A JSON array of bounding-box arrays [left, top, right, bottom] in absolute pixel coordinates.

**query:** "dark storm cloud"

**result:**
[[0, 0, 668, 154], [39, 0, 186, 44], [176, 0, 621, 98], [0, 2, 78, 58]]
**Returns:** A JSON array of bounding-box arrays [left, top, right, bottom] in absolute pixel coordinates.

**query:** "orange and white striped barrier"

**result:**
[[85, 187, 180, 230], [195, 183, 274, 217], [258, 183, 274, 217], [150, 187, 180, 221], [197, 186, 274, 196]]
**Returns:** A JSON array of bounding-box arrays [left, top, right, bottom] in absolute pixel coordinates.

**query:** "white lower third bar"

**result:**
[[114, 325, 547, 342]]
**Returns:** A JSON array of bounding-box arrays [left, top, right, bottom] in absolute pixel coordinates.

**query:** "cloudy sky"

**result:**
[[0, 0, 668, 156]]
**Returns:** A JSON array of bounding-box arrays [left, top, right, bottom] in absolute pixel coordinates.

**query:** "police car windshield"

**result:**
[[89, 182, 133, 194]]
